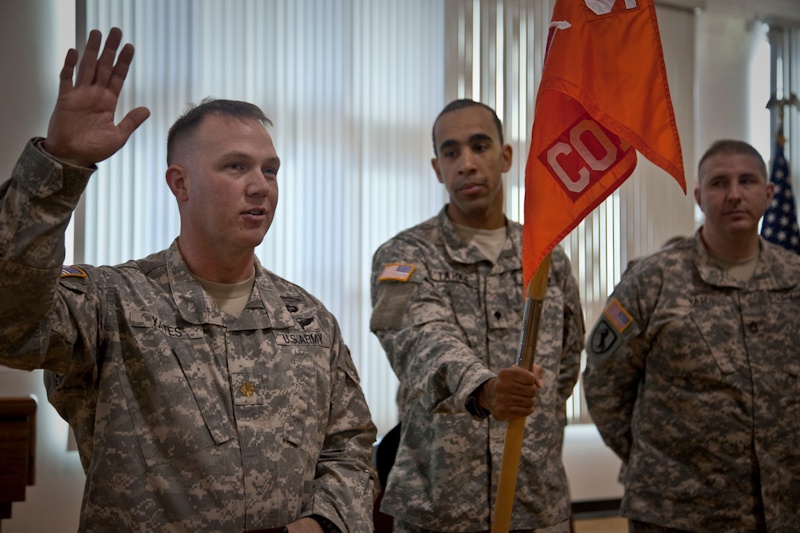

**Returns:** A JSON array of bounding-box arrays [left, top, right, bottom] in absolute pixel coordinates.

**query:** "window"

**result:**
[[78, 0, 697, 432]]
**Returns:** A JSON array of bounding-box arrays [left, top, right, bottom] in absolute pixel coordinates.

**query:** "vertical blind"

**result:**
[[80, 0, 696, 433], [438, 1, 698, 423]]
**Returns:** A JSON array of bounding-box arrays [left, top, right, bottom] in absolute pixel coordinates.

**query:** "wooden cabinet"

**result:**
[[0, 396, 37, 529]]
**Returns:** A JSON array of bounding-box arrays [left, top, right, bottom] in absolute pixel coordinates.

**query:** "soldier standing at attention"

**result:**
[[584, 139, 800, 532]]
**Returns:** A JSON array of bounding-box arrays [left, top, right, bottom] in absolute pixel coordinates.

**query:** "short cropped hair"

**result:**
[[697, 139, 768, 183], [167, 98, 272, 165], [431, 99, 504, 156]]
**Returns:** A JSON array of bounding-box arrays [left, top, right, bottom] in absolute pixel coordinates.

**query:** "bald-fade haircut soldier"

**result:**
[[0, 27, 377, 533]]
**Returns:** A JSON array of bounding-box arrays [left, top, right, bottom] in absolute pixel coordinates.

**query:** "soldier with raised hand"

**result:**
[[370, 99, 585, 532], [584, 139, 800, 532], [0, 27, 376, 533]]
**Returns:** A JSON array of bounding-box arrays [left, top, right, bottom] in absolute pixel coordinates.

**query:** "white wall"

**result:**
[[696, 9, 763, 156], [0, 3, 84, 532], [1, 0, 798, 530]]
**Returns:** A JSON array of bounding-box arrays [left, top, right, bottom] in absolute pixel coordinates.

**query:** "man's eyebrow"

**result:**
[[217, 151, 281, 165], [216, 150, 253, 160], [739, 171, 762, 180], [437, 133, 494, 154], [438, 139, 458, 153]]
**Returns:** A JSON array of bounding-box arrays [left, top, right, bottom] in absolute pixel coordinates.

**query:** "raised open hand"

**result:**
[[42, 27, 150, 168]]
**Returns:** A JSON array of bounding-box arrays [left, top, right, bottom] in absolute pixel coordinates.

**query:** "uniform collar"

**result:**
[[166, 240, 295, 329], [693, 228, 798, 291], [437, 206, 520, 270]]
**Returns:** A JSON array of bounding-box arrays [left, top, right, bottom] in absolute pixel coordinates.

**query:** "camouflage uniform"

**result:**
[[584, 231, 800, 532], [0, 140, 377, 532], [370, 208, 585, 532]]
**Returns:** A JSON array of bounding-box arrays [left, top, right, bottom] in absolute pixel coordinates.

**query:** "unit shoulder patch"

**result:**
[[589, 318, 619, 355]]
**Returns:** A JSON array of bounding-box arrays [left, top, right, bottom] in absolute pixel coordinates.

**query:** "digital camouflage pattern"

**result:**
[[584, 231, 800, 532], [0, 140, 378, 532], [370, 208, 585, 532]]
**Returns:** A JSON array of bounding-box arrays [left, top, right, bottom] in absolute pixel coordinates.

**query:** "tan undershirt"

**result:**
[[453, 223, 507, 264], [707, 250, 759, 282], [196, 274, 255, 318]]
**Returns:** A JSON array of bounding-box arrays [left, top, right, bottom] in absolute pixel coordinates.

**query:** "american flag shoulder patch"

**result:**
[[61, 265, 88, 278], [378, 263, 416, 282], [604, 298, 632, 333]]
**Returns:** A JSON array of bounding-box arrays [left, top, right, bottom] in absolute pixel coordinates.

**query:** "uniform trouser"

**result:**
[[392, 518, 572, 533]]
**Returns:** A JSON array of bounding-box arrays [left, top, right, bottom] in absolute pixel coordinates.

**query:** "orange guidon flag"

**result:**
[[523, 0, 686, 287]]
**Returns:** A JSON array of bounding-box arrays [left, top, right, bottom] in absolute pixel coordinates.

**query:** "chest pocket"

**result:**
[[432, 271, 482, 349], [769, 291, 800, 376], [763, 291, 800, 397], [688, 296, 741, 375], [117, 340, 234, 468], [276, 332, 331, 460]]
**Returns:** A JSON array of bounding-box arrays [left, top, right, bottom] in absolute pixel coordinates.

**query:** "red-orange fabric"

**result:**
[[523, 0, 686, 287]]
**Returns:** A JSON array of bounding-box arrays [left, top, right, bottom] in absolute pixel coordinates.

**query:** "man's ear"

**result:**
[[766, 181, 775, 203], [693, 183, 702, 210], [431, 157, 444, 184], [166, 165, 189, 202], [501, 144, 513, 172]]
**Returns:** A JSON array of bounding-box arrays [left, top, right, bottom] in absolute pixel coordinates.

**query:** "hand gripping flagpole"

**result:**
[[491, 252, 552, 533]]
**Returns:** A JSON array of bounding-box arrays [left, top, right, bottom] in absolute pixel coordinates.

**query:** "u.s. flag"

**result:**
[[378, 263, 416, 282], [61, 265, 87, 278], [761, 137, 800, 254], [604, 298, 633, 333]]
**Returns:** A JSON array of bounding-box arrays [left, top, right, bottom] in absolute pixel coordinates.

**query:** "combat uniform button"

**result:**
[[748, 322, 758, 333], [494, 311, 502, 319]]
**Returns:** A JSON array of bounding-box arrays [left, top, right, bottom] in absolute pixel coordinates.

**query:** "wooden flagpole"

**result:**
[[491, 251, 552, 532]]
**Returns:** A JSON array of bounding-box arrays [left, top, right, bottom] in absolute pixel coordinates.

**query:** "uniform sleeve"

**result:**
[[369, 238, 495, 417], [303, 324, 378, 533], [551, 249, 585, 408], [0, 139, 97, 373], [582, 266, 650, 463]]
